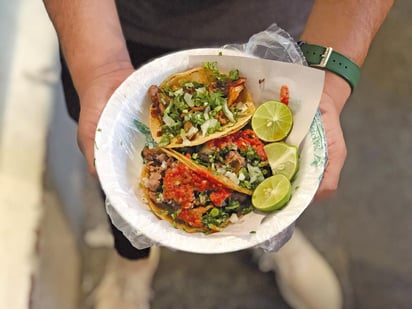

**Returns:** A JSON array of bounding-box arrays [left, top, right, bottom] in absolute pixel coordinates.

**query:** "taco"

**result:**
[[167, 127, 272, 193], [140, 147, 253, 233], [148, 62, 255, 147]]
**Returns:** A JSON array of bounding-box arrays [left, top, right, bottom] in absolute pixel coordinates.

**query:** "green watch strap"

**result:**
[[299, 42, 361, 92]]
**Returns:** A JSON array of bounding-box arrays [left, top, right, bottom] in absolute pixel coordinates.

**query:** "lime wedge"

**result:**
[[264, 142, 299, 180], [251, 100, 293, 142], [252, 174, 291, 212]]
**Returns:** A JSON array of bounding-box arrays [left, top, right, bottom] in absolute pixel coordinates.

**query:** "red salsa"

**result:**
[[163, 162, 232, 226], [280, 85, 289, 105], [206, 129, 267, 160]]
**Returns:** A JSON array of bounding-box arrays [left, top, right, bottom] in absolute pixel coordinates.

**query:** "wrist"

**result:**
[[321, 71, 351, 114], [75, 56, 133, 98], [76, 61, 134, 118], [47, 0, 132, 97], [66, 43, 133, 96], [298, 42, 361, 94]]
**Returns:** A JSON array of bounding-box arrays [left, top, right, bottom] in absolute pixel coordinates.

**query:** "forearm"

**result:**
[[301, 0, 394, 111], [43, 0, 132, 96]]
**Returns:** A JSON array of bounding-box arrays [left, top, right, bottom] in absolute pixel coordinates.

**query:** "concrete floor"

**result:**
[[45, 1, 412, 308]]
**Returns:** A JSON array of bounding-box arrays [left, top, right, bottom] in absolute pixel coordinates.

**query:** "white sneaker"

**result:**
[[94, 246, 160, 309], [257, 228, 343, 309]]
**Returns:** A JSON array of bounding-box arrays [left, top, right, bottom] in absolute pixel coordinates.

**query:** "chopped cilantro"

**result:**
[[229, 69, 240, 81]]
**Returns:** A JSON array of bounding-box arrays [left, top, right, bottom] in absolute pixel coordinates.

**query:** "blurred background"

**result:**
[[1, 1, 411, 308]]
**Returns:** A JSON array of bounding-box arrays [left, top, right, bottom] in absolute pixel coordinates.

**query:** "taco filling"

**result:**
[[148, 62, 255, 147], [171, 128, 272, 191], [141, 147, 253, 233]]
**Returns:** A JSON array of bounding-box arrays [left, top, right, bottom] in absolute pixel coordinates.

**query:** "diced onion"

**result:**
[[200, 119, 218, 136], [186, 126, 199, 138], [162, 113, 177, 127], [223, 102, 235, 122], [196, 87, 206, 94], [236, 102, 248, 113], [181, 135, 191, 146], [204, 106, 211, 120], [247, 164, 264, 184], [224, 171, 240, 185], [174, 88, 184, 96], [229, 213, 239, 223], [184, 93, 194, 107], [180, 126, 199, 145]]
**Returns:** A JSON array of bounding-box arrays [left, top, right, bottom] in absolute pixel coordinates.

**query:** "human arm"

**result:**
[[300, 0, 394, 199], [43, 0, 134, 174]]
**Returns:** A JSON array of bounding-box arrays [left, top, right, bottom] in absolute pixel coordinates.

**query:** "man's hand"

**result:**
[[43, 0, 133, 174], [300, 0, 394, 199], [77, 64, 134, 175], [315, 87, 347, 200]]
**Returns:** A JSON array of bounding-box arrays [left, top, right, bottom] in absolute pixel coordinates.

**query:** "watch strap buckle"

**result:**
[[312, 46, 333, 68], [299, 42, 361, 93]]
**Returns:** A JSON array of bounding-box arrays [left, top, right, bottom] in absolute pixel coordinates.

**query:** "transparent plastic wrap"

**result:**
[[223, 23, 307, 66], [96, 23, 327, 254]]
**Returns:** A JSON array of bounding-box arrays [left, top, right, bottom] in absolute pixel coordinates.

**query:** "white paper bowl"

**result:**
[[94, 48, 327, 254]]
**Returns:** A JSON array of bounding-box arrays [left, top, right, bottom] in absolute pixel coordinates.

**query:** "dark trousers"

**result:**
[[60, 41, 174, 260]]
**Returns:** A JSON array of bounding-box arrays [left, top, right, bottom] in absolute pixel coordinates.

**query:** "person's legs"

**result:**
[[60, 41, 173, 260], [94, 246, 161, 309], [256, 228, 343, 309], [59, 41, 174, 308]]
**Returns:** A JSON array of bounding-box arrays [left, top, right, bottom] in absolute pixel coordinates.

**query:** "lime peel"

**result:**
[[252, 174, 292, 212], [264, 142, 299, 180], [251, 100, 293, 142]]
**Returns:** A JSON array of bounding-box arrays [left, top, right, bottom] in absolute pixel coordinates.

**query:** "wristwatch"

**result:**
[[298, 41, 361, 93]]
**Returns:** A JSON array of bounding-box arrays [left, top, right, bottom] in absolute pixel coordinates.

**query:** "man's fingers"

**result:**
[[77, 115, 99, 176], [315, 126, 347, 200]]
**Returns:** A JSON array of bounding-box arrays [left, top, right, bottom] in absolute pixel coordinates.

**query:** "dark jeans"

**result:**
[[60, 41, 174, 260]]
